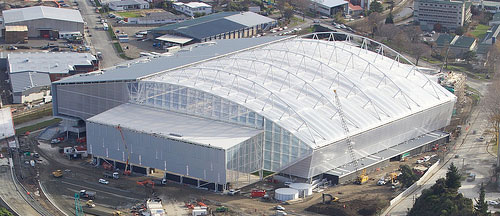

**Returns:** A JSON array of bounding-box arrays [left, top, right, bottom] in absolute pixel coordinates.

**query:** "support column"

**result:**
[[113, 160, 116, 169], [197, 179, 200, 187], [180, 176, 183, 184]]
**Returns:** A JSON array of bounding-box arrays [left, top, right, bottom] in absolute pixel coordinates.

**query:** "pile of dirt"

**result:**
[[305, 198, 389, 216]]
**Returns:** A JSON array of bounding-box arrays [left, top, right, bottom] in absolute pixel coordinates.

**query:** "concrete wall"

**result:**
[[87, 121, 227, 184], [7, 18, 84, 37]]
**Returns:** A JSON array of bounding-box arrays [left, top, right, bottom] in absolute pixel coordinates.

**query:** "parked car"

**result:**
[[487, 200, 499, 206], [477, 137, 485, 142], [51, 139, 61, 144], [275, 205, 285, 210], [228, 189, 240, 195], [466, 173, 476, 182], [377, 178, 387, 186], [98, 178, 109, 184]]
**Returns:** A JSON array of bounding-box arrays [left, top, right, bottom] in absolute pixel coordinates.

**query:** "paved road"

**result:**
[[0, 163, 42, 216], [385, 78, 494, 215], [77, 0, 125, 68]]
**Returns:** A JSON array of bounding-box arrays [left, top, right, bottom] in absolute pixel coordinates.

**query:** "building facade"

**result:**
[[414, 0, 472, 31], [173, 2, 213, 17], [2, 6, 84, 38], [109, 0, 150, 11]]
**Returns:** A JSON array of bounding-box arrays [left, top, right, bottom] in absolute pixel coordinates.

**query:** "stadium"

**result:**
[[52, 32, 456, 191]]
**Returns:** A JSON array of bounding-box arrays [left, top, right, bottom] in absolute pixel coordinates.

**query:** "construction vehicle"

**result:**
[[86, 200, 95, 208], [52, 170, 63, 178], [251, 189, 266, 198], [354, 169, 369, 185], [112, 211, 123, 216], [333, 90, 367, 184], [137, 179, 155, 188], [322, 193, 339, 204], [103, 171, 120, 179], [102, 160, 113, 171], [79, 190, 96, 199], [216, 206, 229, 212], [152, 178, 167, 186], [116, 125, 131, 175]]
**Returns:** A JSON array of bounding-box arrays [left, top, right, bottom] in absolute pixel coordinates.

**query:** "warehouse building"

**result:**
[[52, 33, 455, 190], [150, 12, 276, 46], [2, 6, 84, 38], [7, 52, 98, 104], [414, 0, 472, 31]]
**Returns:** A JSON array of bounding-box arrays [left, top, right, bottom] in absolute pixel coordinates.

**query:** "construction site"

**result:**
[[0, 32, 470, 216]]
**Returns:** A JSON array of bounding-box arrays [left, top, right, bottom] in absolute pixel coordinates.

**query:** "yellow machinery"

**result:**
[[112, 211, 123, 216], [52, 170, 63, 178], [355, 169, 369, 185], [86, 200, 95, 208]]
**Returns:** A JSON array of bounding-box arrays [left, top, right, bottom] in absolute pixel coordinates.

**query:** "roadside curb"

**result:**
[[38, 180, 69, 216]]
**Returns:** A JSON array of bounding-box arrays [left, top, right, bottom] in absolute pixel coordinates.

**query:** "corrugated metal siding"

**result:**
[[87, 122, 227, 183], [55, 82, 129, 120]]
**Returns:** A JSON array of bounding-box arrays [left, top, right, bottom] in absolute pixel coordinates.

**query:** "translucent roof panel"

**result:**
[[142, 34, 456, 148]]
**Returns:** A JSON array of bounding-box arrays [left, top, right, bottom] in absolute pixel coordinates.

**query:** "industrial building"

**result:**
[[108, 0, 150, 11], [150, 12, 276, 46], [414, 0, 472, 31], [6, 52, 98, 104], [173, 2, 213, 17], [52, 33, 455, 191], [2, 6, 84, 38], [0, 107, 16, 151], [310, 0, 350, 16]]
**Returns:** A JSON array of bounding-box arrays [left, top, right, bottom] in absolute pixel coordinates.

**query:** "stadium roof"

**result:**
[[3, 6, 84, 24], [140, 34, 455, 148], [150, 12, 276, 40], [55, 37, 286, 84], [88, 103, 261, 149], [10, 71, 51, 93], [8, 52, 96, 74]]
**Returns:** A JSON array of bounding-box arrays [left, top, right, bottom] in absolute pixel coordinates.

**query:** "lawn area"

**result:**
[[115, 11, 142, 18], [13, 108, 52, 125], [16, 118, 61, 135], [469, 24, 490, 40]]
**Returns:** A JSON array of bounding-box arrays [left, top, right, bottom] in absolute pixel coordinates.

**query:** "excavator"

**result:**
[[116, 125, 131, 175], [322, 193, 339, 204], [52, 170, 63, 178], [137, 179, 155, 197]]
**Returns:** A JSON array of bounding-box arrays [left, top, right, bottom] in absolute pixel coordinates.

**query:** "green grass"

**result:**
[[113, 42, 123, 53], [421, 56, 441, 64], [16, 118, 61, 135], [115, 11, 142, 18], [107, 26, 116, 40], [469, 24, 490, 40], [13, 108, 52, 125]]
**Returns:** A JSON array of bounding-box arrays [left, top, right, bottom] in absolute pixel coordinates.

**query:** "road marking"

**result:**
[[60, 180, 140, 201]]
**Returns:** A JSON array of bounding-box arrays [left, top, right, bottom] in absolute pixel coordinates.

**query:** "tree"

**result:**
[[367, 12, 383, 36], [409, 176, 474, 216], [193, 12, 206, 17], [399, 165, 419, 187], [294, 0, 309, 21], [385, 12, 394, 24], [463, 51, 476, 64], [445, 163, 461, 191], [474, 183, 490, 216], [369, 1, 383, 14], [456, 26, 466, 35], [411, 43, 431, 66], [334, 12, 345, 24], [434, 23, 443, 32], [0, 207, 13, 216]]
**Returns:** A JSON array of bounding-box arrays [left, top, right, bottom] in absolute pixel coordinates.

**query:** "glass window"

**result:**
[[264, 150, 271, 160]]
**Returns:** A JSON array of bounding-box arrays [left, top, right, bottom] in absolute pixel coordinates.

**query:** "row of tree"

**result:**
[[408, 163, 490, 216]]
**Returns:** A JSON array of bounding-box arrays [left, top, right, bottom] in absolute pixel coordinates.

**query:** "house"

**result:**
[[482, 24, 500, 45], [489, 12, 500, 26], [348, 2, 363, 16], [2, 6, 84, 38], [7, 52, 99, 104], [173, 2, 212, 17], [414, 0, 472, 31], [435, 34, 477, 57], [310, 0, 349, 16], [108, 0, 149, 11], [475, 0, 500, 13], [127, 12, 187, 24], [150, 11, 276, 46]]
